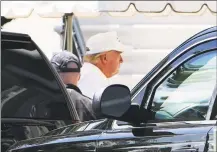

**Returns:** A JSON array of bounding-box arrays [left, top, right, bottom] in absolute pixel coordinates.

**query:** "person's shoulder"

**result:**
[[67, 88, 81, 99], [79, 92, 92, 103], [81, 94, 92, 101], [67, 88, 92, 102]]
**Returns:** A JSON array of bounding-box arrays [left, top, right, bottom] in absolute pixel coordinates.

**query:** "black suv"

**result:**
[[2, 19, 217, 151]]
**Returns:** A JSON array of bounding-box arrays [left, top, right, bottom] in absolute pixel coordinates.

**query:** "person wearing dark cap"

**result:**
[[50, 50, 96, 122]]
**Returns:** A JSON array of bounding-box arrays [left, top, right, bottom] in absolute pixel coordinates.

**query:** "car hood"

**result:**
[[8, 119, 108, 151], [9, 130, 103, 151]]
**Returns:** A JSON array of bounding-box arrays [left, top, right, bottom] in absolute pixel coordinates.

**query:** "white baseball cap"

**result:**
[[86, 31, 132, 55]]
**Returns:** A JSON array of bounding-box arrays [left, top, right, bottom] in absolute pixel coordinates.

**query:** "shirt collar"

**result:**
[[66, 84, 82, 94]]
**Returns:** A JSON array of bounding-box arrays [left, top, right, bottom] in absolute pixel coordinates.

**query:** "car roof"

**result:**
[[1, 30, 31, 41]]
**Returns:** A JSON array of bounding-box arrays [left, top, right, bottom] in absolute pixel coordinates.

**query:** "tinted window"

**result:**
[[152, 51, 216, 121], [1, 37, 73, 121]]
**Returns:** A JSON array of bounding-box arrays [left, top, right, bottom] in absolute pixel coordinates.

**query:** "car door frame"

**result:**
[[135, 34, 217, 151], [31, 33, 81, 122], [1, 31, 81, 122], [131, 27, 217, 102], [141, 36, 217, 111]]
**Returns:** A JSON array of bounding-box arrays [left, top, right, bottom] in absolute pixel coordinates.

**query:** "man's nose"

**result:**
[[120, 55, 123, 63]]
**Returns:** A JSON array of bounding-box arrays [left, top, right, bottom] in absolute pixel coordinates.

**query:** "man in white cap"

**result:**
[[78, 31, 129, 99]]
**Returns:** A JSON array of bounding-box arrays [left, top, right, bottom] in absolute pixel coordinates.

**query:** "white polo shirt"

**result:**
[[78, 62, 110, 99]]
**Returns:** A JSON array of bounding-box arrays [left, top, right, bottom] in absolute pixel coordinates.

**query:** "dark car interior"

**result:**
[[1, 33, 74, 151]]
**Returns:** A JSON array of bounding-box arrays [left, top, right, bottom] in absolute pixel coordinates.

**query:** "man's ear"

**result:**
[[78, 73, 81, 81], [100, 54, 107, 64]]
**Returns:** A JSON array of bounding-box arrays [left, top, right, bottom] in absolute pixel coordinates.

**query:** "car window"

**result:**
[[151, 51, 216, 121], [1, 36, 74, 122]]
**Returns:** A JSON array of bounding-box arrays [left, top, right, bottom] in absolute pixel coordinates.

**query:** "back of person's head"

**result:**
[[50, 51, 81, 85]]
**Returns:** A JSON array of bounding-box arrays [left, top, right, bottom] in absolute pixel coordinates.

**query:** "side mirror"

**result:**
[[92, 84, 131, 120], [92, 84, 156, 124]]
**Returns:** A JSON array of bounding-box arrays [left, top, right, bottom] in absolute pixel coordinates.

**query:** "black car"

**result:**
[[2, 22, 217, 152], [1, 14, 86, 152]]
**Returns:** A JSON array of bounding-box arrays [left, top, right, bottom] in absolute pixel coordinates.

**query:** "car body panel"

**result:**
[[8, 130, 102, 152], [8, 120, 216, 152], [7, 119, 111, 152], [97, 121, 216, 152]]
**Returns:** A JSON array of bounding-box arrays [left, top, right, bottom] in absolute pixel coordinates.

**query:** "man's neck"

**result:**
[[91, 62, 109, 78]]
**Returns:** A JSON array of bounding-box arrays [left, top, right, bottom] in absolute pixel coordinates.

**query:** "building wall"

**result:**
[[77, 1, 216, 89], [2, 1, 217, 89]]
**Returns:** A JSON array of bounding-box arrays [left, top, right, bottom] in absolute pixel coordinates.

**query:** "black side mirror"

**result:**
[[93, 84, 131, 120], [92, 84, 156, 124]]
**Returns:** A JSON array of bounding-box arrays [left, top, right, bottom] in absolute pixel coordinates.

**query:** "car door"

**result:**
[[96, 28, 217, 152], [1, 31, 80, 151]]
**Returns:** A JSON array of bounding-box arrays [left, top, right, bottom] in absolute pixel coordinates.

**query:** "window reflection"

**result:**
[[152, 51, 217, 121]]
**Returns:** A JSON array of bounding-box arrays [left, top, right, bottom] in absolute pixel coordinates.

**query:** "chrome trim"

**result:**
[[206, 85, 217, 120], [214, 126, 217, 152]]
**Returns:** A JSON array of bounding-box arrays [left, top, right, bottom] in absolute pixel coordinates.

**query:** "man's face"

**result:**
[[101, 50, 123, 78]]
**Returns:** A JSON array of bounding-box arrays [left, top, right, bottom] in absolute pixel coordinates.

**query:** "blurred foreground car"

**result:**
[[1, 14, 86, 152], [2, 18, 217, 151], [1, 29, 82, 152]]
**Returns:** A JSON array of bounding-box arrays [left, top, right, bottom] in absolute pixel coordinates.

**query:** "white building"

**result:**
[[2, 1, 217, 89]]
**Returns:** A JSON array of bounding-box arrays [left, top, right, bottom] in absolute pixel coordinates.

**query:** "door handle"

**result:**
[[172, 148, 199, 152]]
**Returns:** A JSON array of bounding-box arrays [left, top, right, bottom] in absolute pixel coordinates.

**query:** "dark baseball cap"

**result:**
[[50, 51, 81, 73]]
